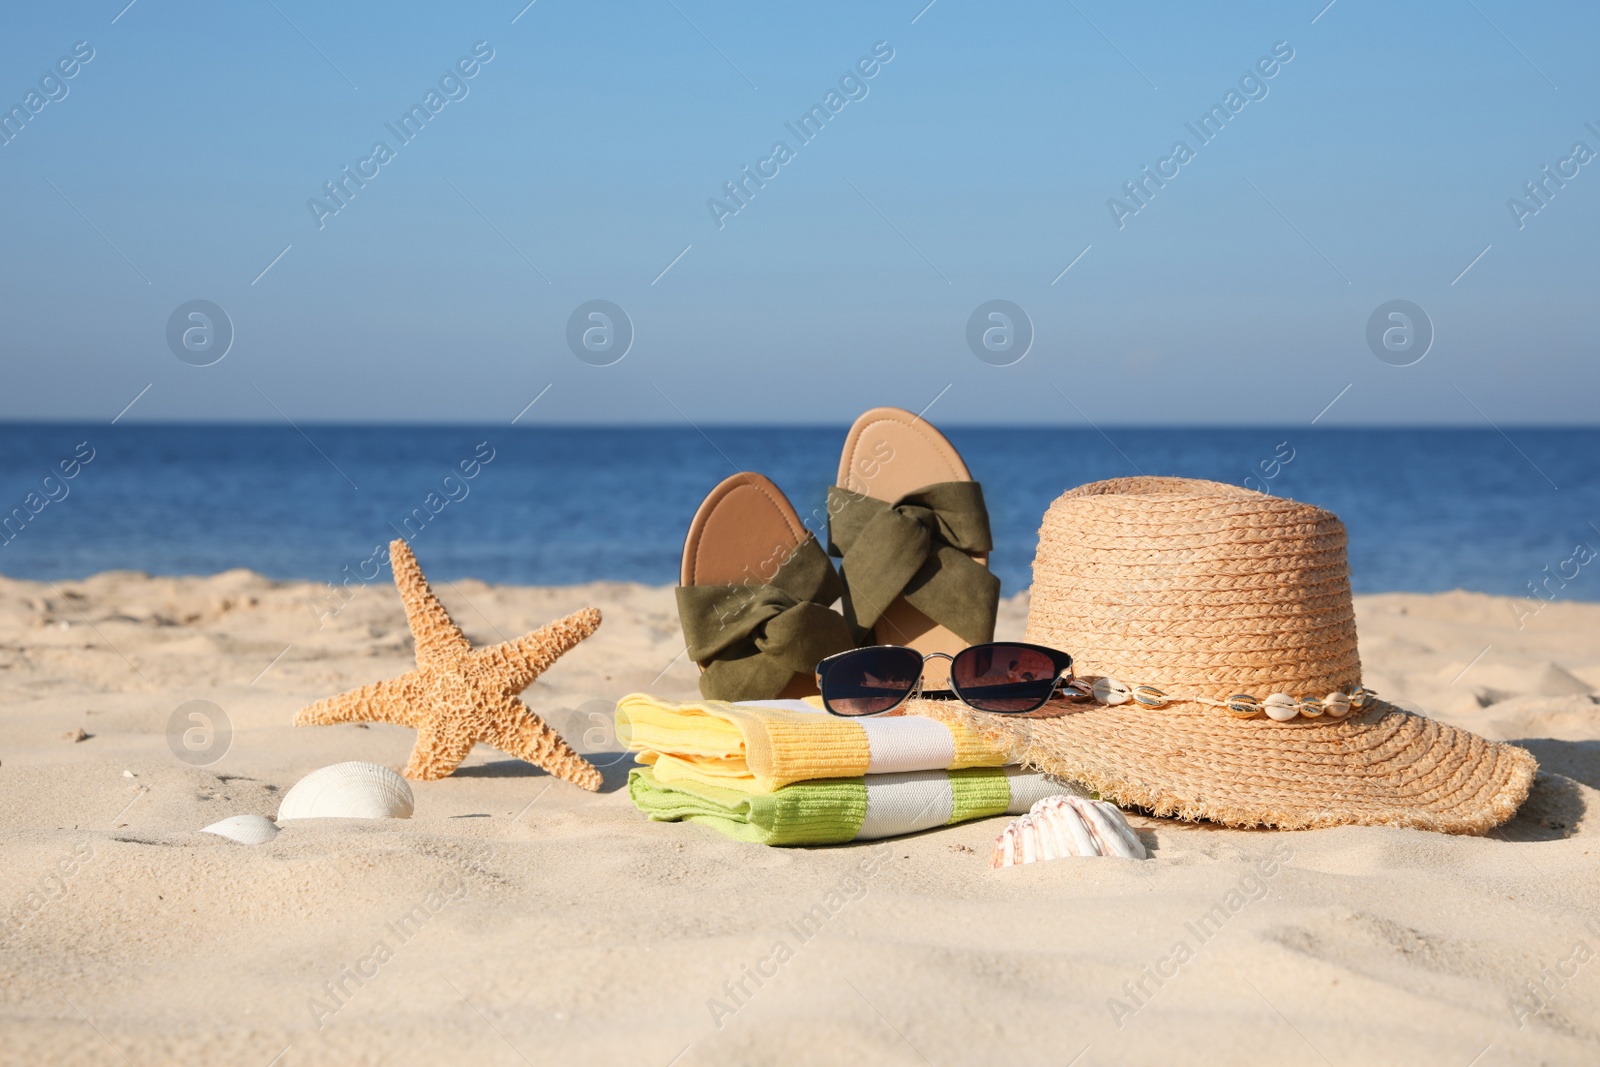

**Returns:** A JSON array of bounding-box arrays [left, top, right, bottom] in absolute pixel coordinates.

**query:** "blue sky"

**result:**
[[1, 0, 1596, 425]]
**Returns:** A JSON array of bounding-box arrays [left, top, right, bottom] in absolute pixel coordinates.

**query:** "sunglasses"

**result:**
[[816, 642, 1076, 717]]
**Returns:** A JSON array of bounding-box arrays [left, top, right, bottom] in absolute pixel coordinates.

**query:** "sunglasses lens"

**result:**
[[951, 645, 1060, 712], [821, 647, 923, 716]]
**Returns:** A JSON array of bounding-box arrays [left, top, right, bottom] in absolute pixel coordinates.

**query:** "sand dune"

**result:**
[[2, 572, 1597, 1065]]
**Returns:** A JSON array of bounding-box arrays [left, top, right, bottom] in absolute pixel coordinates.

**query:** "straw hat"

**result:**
[[923, 476, 1536, 834]]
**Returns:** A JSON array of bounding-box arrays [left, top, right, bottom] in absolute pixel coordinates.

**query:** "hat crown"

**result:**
[[1023, 476, 1362, 699]]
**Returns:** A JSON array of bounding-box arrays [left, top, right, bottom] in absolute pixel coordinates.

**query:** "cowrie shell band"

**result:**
[[1076, 678, 1374, 722]]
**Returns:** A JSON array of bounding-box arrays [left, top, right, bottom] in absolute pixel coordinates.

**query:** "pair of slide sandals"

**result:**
[[675, 407, 1001, 702]]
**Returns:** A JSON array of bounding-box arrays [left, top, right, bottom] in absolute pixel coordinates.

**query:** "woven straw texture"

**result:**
[[972, 476, 1537, 833], [923, 700, 1536, 833], [1025, 476, 1361, 698]]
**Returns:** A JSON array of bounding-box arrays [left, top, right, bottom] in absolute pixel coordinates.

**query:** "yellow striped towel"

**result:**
[[614, 694, 1010, 794]]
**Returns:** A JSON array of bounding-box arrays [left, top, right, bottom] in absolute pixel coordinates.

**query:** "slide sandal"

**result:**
[[676, 472, 855, 702], [827, 407, 1000, 660]]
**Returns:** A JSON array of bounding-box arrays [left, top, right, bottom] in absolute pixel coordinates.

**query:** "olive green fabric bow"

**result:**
[[826, 482, 1000, 646], [675, 537, 854, 702]]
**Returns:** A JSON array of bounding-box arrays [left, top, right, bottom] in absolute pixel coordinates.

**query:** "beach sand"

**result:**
[[2, 571, 1597, 1066]]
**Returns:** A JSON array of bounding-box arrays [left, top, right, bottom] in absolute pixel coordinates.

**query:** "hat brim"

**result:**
[[916, 697, 1537, 834]]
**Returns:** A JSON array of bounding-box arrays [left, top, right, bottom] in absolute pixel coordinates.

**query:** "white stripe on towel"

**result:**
[[856, 771, 954, 840], [1003, 768, 1074, 813], [851, 770, 1075, 841], [858, 714, 957, 773]]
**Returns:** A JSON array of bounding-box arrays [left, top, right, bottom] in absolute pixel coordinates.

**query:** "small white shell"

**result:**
[[1092, 677, 1132, 705], [277, 762, 414, 821], [1262, 693, 1299, 722], [201, 814, 280, 845], [990, 794, 1147, 868], [1322, 691, 1351, 718]]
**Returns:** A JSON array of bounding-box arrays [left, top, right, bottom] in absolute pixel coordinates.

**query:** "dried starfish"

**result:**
[[295, 540, 603, 789]]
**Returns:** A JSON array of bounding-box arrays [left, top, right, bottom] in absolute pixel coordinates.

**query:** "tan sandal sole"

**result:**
[[681, 472, 825, 699], [836, 407, 990, 663]]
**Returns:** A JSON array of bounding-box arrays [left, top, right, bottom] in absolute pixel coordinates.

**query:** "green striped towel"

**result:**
[[628, 765, 1067, 846]]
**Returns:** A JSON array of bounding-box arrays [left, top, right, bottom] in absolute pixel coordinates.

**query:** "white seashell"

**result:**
[[1322, 691, 1351, 718], [1041, 801, 1097, 857], [1079, 798, 1148, 859], [1262, 693, 1299, 722], [990, 794, 1146, 868], [277, 762, 414, 822], [1092, 677, 1132, 705], [996, 815, 1032, 865], [201, 814, 280, 845]]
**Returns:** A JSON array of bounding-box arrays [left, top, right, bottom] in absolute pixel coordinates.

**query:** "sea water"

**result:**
[[0, 424, 1595, 602]]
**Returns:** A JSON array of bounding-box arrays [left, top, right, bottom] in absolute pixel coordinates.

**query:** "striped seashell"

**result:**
[[1091, 677, 1132, 705], [1059, 678, 1096, 702], [1297, 696, 1324, 719], [1131, 685, 1169, 708], [1322, 691, 1352, 718], [1262, 693, 1299, 722], [1348, 685, 1375, 710], [990, 794, 1147, 868], [1225, 693, 1262, 719], [200, 814, 280, 845], [277, 761, 415, 822]]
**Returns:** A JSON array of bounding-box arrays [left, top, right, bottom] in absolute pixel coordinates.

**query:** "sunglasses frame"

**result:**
[[816, 642, 1078, 717]]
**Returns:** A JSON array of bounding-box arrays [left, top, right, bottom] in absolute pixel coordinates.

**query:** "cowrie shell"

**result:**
[[1226, 694, 1261, 719], [1262, 693, 1298, 722], [1131, 685, 1169, 708], [1322, 691, 1351, 718], [1092, 677, 1132, 705]]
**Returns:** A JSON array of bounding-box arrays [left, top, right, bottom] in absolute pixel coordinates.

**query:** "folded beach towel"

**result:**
[[615, 694, 1010, 794], [628, 764, 1067, 845]]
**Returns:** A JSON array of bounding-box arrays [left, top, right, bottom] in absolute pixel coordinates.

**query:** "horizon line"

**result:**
[[2, 419, 1598, 431]]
